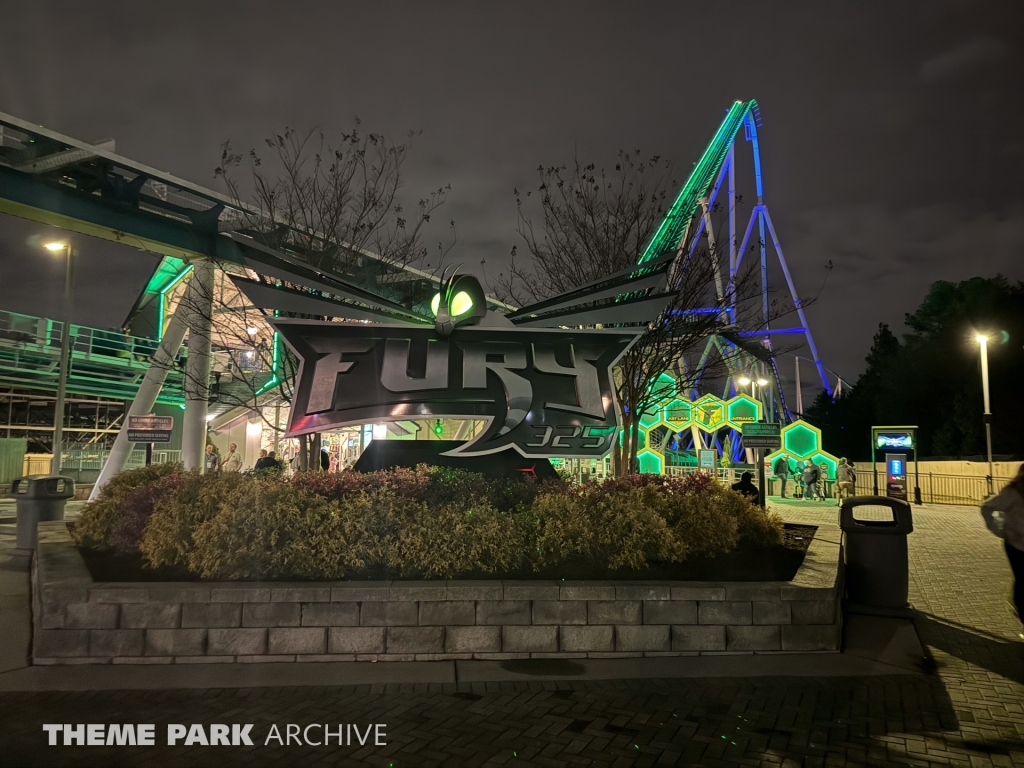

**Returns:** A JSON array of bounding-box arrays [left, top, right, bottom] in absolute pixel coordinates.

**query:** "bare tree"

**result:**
[[164, 121, 455, 470], [215, 121, 449, 288], [499, 151, 799, 475]]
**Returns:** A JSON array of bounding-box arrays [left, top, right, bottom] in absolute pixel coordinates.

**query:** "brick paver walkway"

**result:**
[[1, 500, 1022, 767]]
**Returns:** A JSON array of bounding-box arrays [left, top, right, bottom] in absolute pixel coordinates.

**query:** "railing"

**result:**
[[59, 447, 182, 472], [852, 469, 1010, 506]]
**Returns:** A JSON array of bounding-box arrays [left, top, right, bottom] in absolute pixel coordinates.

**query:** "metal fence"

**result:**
[[852, 469, 1009, 506]]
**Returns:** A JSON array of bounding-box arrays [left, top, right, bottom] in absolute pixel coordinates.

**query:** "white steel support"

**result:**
[[88, 277, 198, 500], [762, 209, 831, 393], [181, 260, 215, 471]]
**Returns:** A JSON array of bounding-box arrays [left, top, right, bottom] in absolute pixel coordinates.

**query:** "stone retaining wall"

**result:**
[[31, 522, 843, 664]]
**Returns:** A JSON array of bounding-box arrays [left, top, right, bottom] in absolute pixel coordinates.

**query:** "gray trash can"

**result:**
[[11, 475, 75, 551], [840, 495, 914, 616]]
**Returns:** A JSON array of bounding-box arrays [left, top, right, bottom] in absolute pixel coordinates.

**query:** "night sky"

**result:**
[[1, 1, 1022, 398]]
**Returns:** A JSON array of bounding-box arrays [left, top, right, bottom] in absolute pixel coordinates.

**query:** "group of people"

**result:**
[[771, 455, 857, 502], [202, 442, 281, 474]]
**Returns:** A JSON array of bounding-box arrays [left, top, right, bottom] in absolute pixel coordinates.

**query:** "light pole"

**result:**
[[975, 334, 994, 495], [43, 241, 76, 475]]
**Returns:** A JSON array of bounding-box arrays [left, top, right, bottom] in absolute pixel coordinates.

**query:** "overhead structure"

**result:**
[[638, 99, 833, 420]]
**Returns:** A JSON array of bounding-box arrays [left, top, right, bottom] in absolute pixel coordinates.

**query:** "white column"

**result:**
[[89, 277, 197, 500], [181, 260, 215, 471]]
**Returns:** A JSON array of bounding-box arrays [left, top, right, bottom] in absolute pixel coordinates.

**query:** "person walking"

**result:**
[[220, 442, 243, 473], [774, 455, 791, 498], [836, 458, 856, 504], [981, 464, 1024, 639], [731, 471, 760, 503], [802, 460, 820, 502], [204, 444, 219, 474]]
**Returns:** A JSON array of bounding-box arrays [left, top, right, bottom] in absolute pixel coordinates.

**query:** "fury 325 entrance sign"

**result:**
[[272, 320, 640, 459]]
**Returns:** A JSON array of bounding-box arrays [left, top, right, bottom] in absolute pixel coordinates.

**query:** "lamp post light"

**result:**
[[975, 334, 995, 495], [43, 241, 76, 475]]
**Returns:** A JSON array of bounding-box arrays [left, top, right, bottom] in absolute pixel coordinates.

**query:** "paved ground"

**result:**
[[0, 498, 1021, 767]]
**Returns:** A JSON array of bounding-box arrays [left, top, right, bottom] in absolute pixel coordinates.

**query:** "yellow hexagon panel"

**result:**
[[662, 398, 693, 430], [692, 394, 726, 433]]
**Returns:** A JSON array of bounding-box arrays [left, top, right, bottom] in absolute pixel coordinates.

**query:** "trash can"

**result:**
[[840, 495, 914, 616], [11, 475, 75, 551]]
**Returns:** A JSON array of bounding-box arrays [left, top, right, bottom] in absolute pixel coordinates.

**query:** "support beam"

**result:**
[[88, 277, 196, 500], [761, 210, 832, 394], [181, 260, 215, 471]]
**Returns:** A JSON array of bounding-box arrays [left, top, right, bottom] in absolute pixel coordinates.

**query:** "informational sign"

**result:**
[[127, 414, 173, 444], [273, 320, 639, 459], [741, 422, 782, 449], [698, 449, 718, 470], [885, 452, 908, 500]]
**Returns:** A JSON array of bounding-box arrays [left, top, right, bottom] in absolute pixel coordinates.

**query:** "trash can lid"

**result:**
[[840, 496, 913, 534], [9, 475, 76, 498]]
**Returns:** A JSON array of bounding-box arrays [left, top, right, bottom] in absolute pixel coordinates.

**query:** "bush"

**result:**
[[73, 463, 182, 548], [139, 471, 249, 569], [80, 463, 783, 580]]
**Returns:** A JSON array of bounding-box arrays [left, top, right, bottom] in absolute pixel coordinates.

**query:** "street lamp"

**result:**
[[42, 241, 76, 475], [975, 334, 994, 494]]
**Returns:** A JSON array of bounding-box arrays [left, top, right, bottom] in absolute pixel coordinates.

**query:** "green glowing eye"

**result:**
[[451, 291, 473, 315], [430, 293, 441, 315]]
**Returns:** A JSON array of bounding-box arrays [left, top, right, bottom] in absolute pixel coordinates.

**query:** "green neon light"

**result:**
[[639, 100, 756, 263], [157, 263, 193, 338]]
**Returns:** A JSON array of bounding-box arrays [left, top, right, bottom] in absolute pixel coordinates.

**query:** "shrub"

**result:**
[[110, 473, 187, 555], [187, 480, 362, 579], [139, 471, 249, 569], [79, 463, 784, 580], [397, 499, 534, 578], [73, 463, 182, 548]]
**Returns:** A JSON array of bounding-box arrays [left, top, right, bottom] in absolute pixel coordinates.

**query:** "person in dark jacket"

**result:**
[[253, 449, 275, 471], [773, 455, 791, 498], [320, 446, 330, 472], [801, 461, 820, 501], [731, 471, 760, 503]]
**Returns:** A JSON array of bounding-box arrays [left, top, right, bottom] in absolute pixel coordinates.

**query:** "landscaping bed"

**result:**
[[69, 464, 791, 582], [33, 465, 840, 665]]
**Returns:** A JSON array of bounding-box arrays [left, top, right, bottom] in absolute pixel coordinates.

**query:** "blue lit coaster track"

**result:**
[[639, 99, 833, 452]]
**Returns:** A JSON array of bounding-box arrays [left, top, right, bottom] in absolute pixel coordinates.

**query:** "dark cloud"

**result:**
[[920, 36, 1014, 81], [1, 0, 1022, 397]]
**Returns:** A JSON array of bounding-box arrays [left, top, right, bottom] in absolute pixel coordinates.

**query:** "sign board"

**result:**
[[741, 422, 781, 449], [876, 432, 914, 450], [273, 320, 639, 459], [127, 414, 173, 444], [697, 449, 718, 470], [885, 452, 908, 501]]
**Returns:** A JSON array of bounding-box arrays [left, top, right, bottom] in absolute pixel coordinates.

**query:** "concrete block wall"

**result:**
[[31, 522, 843, 664]]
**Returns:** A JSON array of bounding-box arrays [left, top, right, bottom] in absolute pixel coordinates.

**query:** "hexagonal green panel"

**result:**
[[810, 451, 838, 481], [781, 420, 821, 460], [692, 394, 726, 433], [637, 449, 664, 475], [725, 394, 761, 429], [662, 398, 693, 429], [647, 372, 677, 402], [638, 402, 662, 429]]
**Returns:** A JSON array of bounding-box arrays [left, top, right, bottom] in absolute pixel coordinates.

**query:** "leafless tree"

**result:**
[[498, 150, 802, 475], [215, 121, 449, 288]]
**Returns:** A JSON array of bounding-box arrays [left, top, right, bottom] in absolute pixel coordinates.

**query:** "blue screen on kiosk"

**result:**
[[888, 458, 903, 476]]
